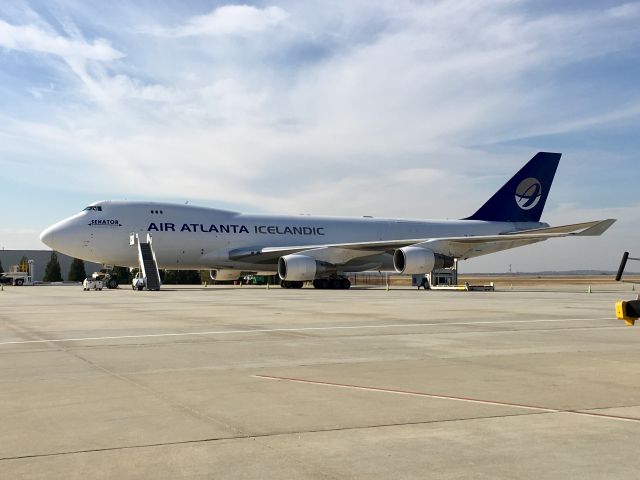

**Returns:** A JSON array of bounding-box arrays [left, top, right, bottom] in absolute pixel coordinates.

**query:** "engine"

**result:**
[[393, 247, 454, 274], [278, 254, 330, 281], [209, 269, 243, 281]]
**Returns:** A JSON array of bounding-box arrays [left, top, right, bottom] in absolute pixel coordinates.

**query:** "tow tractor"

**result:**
[[88, 271, 119, 289], [82, 271, 120, 291], [0, 260, 34, 286], [82, 276, 103, 291], [132, 272, 145, 291]]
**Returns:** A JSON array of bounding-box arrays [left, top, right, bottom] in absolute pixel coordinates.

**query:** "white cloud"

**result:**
[[0, 19, 122, 62], [4, 2, 636, 201], [153, 5, 289, 37], [0, 18, 159, 107], [607, 2, 640, 18]]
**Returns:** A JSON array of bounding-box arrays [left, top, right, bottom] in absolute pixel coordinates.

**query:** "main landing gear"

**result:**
[[312, 277, 351, 290], [280, 277, 352, 289], [280, 280, 304, 289]]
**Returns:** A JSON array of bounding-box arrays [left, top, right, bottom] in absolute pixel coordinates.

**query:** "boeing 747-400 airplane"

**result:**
[[40, 152, 615, 289]]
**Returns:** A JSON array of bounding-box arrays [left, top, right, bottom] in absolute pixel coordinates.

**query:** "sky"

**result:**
[[0, 0, 638, 272]]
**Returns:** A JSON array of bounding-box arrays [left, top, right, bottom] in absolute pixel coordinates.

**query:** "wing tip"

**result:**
[[575, 218, 617, 236]]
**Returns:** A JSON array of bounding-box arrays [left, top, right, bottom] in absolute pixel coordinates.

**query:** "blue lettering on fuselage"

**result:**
[[253, 225, 325, 236], [89, 219, 121, 227], [146, 223, 324, 235]]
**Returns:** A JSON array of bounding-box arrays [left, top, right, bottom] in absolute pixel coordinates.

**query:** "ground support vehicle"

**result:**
[[132, 272, 145, 291], [82, 278, 103, 291]]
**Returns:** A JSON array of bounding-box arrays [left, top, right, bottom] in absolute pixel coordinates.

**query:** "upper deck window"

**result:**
[[83, 206, 102, 211]]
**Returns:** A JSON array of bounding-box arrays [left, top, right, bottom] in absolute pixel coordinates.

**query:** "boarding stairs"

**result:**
[[130, 233, 161, 291]]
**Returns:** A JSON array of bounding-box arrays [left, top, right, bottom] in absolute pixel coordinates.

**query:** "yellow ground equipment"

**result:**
[[615, 251, 640, 325], [615, 299, 640, 326]]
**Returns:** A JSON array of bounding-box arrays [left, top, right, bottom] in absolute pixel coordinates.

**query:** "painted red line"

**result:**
[[562, 410, 640, 422], [254, 375, 640, 423]]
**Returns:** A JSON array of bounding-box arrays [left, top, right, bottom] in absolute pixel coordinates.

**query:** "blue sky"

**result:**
[[0, 0, 638, 272]]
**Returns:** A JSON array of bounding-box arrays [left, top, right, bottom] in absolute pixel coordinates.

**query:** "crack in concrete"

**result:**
[[0, 411, 543, 463]]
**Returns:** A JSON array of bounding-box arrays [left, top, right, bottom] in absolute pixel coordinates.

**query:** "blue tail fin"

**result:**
[[465, 152, 561, 222]]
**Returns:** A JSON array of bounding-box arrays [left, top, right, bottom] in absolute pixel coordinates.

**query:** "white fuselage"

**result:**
[[40, 201, 545, 272]]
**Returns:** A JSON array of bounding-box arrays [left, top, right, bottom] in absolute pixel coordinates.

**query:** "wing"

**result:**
[[228, 219, 616, 264], [422, 219, 617, 260]]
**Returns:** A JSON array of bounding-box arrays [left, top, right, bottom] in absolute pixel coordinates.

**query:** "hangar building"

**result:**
[[0, 250, 102, 282]]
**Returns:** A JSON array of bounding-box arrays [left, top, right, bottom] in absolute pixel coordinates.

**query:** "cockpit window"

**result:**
[[83, 206, 102, 211]]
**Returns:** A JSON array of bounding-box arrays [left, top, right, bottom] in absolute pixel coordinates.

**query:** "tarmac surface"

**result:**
[[1, 282, 639, 479]]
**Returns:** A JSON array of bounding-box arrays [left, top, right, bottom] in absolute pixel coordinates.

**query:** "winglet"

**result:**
[[573, 219, 616, 236]]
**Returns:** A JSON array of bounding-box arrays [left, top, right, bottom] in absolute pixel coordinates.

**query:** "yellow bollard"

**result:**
[[386, 282, 389, 291], [1, 284, 3, 291], [588, 285, 592, 294], [267, 282, 270, 290]]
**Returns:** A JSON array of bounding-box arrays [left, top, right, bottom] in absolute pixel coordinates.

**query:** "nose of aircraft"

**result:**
[[40, 224, 56, 248], [40, 216, 80, 252]]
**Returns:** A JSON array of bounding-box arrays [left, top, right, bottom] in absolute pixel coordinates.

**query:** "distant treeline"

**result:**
[[463, 271, 639, 276]]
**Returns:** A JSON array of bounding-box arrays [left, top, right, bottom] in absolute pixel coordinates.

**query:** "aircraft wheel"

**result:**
[[293, 281, 304, 289], [341, 278, 351, 289], [329, 278, 341, 289], [107, 277, 118, 289]]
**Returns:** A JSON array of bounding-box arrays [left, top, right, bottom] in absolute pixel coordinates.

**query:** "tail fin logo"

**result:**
[[515, 178, 542, 210]]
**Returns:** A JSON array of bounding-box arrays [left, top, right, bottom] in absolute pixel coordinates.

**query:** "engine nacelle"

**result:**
[[278, 254, 320, 281], [209, 269, 243, 281], [393, 247, 453, 274]]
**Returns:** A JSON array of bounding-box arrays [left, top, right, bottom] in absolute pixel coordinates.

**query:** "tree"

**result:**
[[43, 251, 63, 282], [162, 270, 202, 284], [111, 266, 132, 284], [68, 258, 87, 282]]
